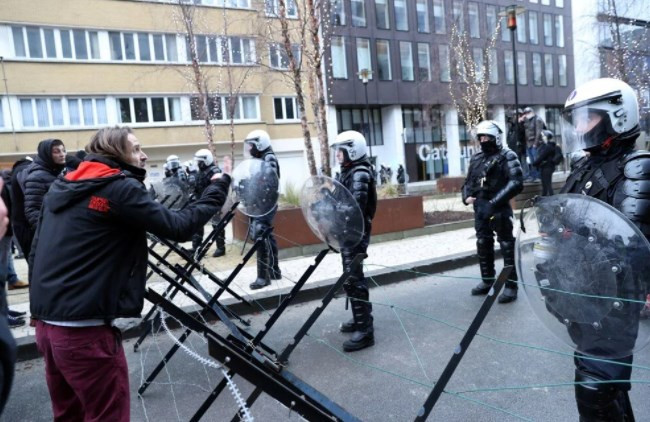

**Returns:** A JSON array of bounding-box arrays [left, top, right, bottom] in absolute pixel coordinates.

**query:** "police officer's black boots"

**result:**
[[472, 238, 495, 295], [342, 297, 374, 352], [498, 239, 518, 304], [212, 228, 226, 258], [250, 244, 271, 290], [269, 240, 281, 280]]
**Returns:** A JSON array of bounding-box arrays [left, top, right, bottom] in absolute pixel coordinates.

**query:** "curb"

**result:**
[[15, 247, 500, 362]]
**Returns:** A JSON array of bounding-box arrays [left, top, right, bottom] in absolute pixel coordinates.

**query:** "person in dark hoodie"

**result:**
[[329, 130, 377, 352], [29, 126, 231, 421], [532, 129, 558, 196], [10, 157, 33, 259], [24, 139, 66, 234]]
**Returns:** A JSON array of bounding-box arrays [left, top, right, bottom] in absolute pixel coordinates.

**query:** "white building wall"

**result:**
[[443, 105, 461, 177]]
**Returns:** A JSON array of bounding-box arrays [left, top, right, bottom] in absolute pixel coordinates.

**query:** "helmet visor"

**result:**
[[243, 139, 259, 159], [330, 143, 351, 170], [560, 107, 612, 153]]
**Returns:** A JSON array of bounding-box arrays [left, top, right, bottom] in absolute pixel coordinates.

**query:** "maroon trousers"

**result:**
[[35, 322, 130, 422]]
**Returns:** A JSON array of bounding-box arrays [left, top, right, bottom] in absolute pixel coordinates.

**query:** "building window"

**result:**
[[468, 2, 480, 38], [558, 54, 567, 86], [273, 97, 299, 121], [438, 44, 450, 82], [376, 40, 392, 81], [433, 0, 446, 34], [542, 0, 550, 4], [394, 0, 408, 31], [356, 38, 373, 79], [543, 14, 553, 46], [489, 49, 498, 84], [351, 0, 367, 27], [337, 108, 384, 146], [452, 1, 464, 33], [417, 43, 431, 82], [399, 41, 414, 81], [517, 12, 527, 43], [472, 48, 483, 82], [532, 53, 542, 86], [135, 0, 251, 7], [112, 31, 180, 62], [265, 0, 297, 18], [190, 95, 258, 122], [269, 43, 300, 69], [331, 36, 348, 79], [556, 0, 564, 7], [118, 97, 182, 124], [486, 6, 497, 38], [20, 97, 107, 128], [333, 0, 346, 25], [504, 50, 514, 85], [12, 26, 100, 60], [517, 51, 527, 85], [416, 0, 429, 33], [500, 7, 511, 42], [375, 0, 390, 29], [529, 12, 539, 44], [545, 107, 562, 143], [544, 53, 554, 86], [402, 106, 447, 181], [555, 15, 565, 47]]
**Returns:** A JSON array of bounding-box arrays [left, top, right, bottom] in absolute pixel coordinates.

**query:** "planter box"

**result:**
[[233, 195, 424, 249], [436, 177, 465, 193]]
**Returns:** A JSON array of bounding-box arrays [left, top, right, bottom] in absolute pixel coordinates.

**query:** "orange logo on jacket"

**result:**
[[88, 196, 110, 213]]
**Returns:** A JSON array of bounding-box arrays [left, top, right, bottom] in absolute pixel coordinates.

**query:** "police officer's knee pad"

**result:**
[[575, 369, 631, 422], [476, 237, 494, 252]]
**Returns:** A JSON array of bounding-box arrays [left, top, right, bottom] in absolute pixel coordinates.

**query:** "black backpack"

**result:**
[[553, 145, 564, 165]]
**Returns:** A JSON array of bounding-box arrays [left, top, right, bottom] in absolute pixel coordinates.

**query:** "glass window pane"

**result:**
[[118, 98, 131, 123], [109, 32, 122, 60], [500, 7, 511, 42], [416, 0, 429, 33], [226, 97, 241, 120], [532, 53, 542, 86], [504, 50, 514, 84], [133, 98, 148, 122], [517, 51, 527, 85], [556, 0, 564, 7], [376, 40, 391, 81], [36, 99, 49, 127], [351, 0, 366, 27], [356, 38, 372, 78], [43, 29, 56, 58], [207, 37, 218, 63], [231, 37, 242, 63], [20, 100, 34, 127], [394, 0, 408, 31], [51, 99, 64, 125], [543, 14, 553, 46], [69, 99, 80, 125], [153, 35, 165, 60], [168, 98, 181, 121], [73, 30, 88, 59], [151, 98, 165, 121], [12, 27, 26, 57], [375, 0, 389, 29], [468, 2, 479, 38], [517, 12, 527, 43], [400, 41, 414, 81], [472, 48, 483, 82], [555, 15, 564, 47], [331, 36, 347, 78], [138, 33, 151, 61], [82, 99, 94, 125], [486, 6, 497, 38], [274, 98, 284, 119], [123, 33, 136, 60], [60, 30, 73, 59], [452, 1, 464, 33], [285, 98, 295, 119], [558, 54, 567, 86], [26, 27, 43, 58], [433, 0, 446, 34], [529, 12, 539, 44], [196, 36, 208, 62], [96, 99, 107, 124], [166, 35, 178, 61], [438, 44, 450, 82], [489, 49, 498, 84], [89, 31, 100, 59], [333, 0, 346, 25], [544, 53, 554, 86], [417, 43, 430, 81]]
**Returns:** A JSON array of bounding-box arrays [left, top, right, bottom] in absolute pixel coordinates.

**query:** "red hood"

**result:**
[[65, 161, 121, 181]]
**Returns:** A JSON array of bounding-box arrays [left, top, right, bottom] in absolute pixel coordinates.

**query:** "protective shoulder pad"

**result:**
[[623, 151, 650, 180], [501, 149, 519, 161]]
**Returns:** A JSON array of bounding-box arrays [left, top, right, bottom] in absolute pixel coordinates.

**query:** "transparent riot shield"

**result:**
[[516, 194, 650, 358], [152, 177, 189, 210], [300, 176, 365, 251], [231, 158, 279, 217]]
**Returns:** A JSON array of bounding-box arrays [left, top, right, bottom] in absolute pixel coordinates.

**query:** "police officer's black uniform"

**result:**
[[192, 161, 225, 255], [462, 130, 524, 303]]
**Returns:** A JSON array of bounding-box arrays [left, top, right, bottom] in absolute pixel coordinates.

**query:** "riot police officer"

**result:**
[[331, 131, 377, 352], [559, 78, 649, 421], [462, 120, 524, 303], [244, 130, 282, 290], [192, 149, 226, 257]]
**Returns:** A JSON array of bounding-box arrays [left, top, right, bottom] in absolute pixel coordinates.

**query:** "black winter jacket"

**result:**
[[532, 141, 557, 170], [462, 148, 524, 207], [24, 140, 65, 229], [337, 158, 377, 225], [29, 155, 231, 322], [10, 159, 33, 255]]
